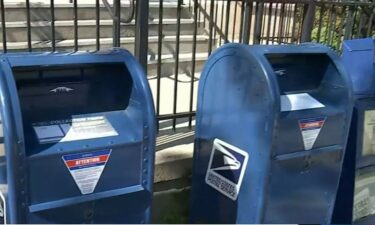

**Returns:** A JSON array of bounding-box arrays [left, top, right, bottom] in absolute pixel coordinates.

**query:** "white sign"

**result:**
[[33, 116, 118, 144], [281, 93, 325, 112]]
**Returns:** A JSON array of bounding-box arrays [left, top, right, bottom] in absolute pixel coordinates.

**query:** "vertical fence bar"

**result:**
[[326, 5, 333, 45], [344, 6, 354, 40], [290, 3, 298, 43], [301, 0, 315, 42], [316, 4, 324, 42], [232, 1, 238, 42], [292, 4, 298, 42], [208, 0, 215, 55], [322, 4, 329, 42], [289, 4, 295, 43], [366, 11, 373, 37], [272, 3, 278, 44], [351, 8, 358, 39], [290, 4, 295, 42], [242, 0, 252, 44], [172, 0, 182, 129], [265, 3, 272, 44], [219, 0, 226, 44], [203, 0, 208, 27], [224, 0, 231, 43], [213, 0, 219, 42], [261, 3, 268, 44], [281, 3, 286, 43], [289, 4, 296, 43], [277, 3, 285, 44], [284, 4, 292, 43], [330, 7, 337, 47], [332, 7, 341, 50], [238, 0, 245, 43], [113, 0, 121, 47], [50, 0, 56, 52], [73, 0, 78, 51], [156, 0, 163, 117], [0, 0, 6, 53], [95, 0, 100, 50], [333, 6, 339, 46], [297, 4, 305, 43], [135, 0, 149, 72], [254, 2, 264, 44], [26, 0, 32, 51], [189, 0, 199, 127], [335, 5, 345, 51], [357, 9, 365, 39], [198, 0, 201, 26]]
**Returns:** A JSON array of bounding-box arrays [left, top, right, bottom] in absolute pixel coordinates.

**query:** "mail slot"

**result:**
[[0, 50, 156, 223], [333, 38, 375, 225], [190, 43, 353, 223]]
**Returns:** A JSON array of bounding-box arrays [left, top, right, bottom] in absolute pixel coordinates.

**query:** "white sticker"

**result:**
[[354, 173, 375, 221], [0, 191, 6, 224], [205, 139, 249, 201], [62, 149, 111, 195], [281, 93, 325, 112], [299, 117, 326, 150], [354, 188, 371, 221], [33, 116, 118, 144]]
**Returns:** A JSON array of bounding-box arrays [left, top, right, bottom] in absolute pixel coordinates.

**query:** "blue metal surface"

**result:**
[[334, 38, 375, 225], [190, 43, 353, 224], [342, 38, 375, 97], [0, 49, 156, 223]]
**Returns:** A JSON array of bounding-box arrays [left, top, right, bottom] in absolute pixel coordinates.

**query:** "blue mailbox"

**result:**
[[0, 50, 156, 223], [190, 43, 353, 224], [334, 38, 375, 225]]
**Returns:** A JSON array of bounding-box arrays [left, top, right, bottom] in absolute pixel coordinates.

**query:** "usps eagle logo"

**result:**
[[205, 139, 249, 201]]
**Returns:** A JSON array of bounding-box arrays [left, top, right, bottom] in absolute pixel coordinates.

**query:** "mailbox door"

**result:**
[[0, 50, 156, 223]]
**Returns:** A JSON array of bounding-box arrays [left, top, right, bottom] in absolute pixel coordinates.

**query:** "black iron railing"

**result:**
[[0, 0, 373, 130]]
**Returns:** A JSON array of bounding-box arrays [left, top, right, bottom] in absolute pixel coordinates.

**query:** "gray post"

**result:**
[[301, 0, 316, 42], [135, 0, 149, 73]]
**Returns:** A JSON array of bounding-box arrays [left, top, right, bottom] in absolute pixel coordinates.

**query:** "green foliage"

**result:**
[[311, 4, 374, 51]]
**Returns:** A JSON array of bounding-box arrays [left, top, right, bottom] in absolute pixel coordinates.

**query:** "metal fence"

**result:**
[[194, 0, 374, 48], [156, 0, 374, 129], [0, 0, 374, 130]]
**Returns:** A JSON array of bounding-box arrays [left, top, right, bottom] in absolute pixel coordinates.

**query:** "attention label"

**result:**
[[299, 117, 326, 150], [63, 149, 111, 195], [205, 139, 249, 201]]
